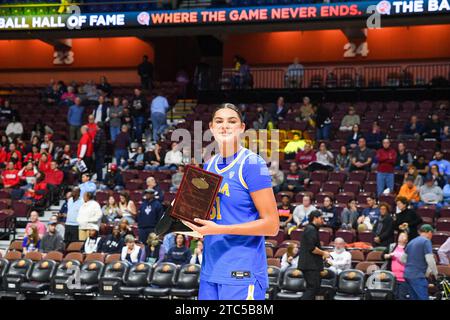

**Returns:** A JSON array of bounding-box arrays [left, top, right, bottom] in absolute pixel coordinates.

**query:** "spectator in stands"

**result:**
[[320, 196, 340, 229], [65, 187, 82, 243], [94, 122, 107, 182], [93, 95, 109, 124], [18, 161, 38, 189], [82, 226, 102, 254], [45, 160, 63, 204], [399, 115, 423, 140], [77, 125, 94, 173], [118, 191, 137, 224], [357, 196, 380, 230], [48, 214, 64, 239], [280, 162, 308, 193], [429, 150, 450, 178], [293, 195, 317, 227], [98, 76, 112, 97], [300, 96, 314, 122], [376, 139, 397, 196], [40, 220, 64, 253], [422, 113, 443, 140], [85, 114, 98, 142], [5, 115, 23, 142], [137, 55, 153, 90], [23, 171, 48, 204], [295, 143, 316, 170], [60, 85, 76, 107], [309, 141, 334, 171], [22, 225, 40, 255], [145, 233, 163, 264], [79, 173, 97, 198], [77, 191, 102, 241], [161, 142, 183, 170], [298, 210, 330, 300], [327, 238, 351, 274], [102, 196, 120, 224], [164, 234, 192, 266], [83, 80, 99, 102], [189, 240, 203, 265], [285, 57, 304, 88], [270, 96, 289, 127], [68, 97, 84, 142], [419, 176, 444, 209], [314, 104, 332, 141], [118, 218, 133, 239], [130, 88, 148, 142], [444, 177, 450, 205], [1, 161, 20, 189], [41, 134, 54, 156], [437, 237, 450, 265], [373, 202, 395, 247], [346, 124, 363, 149], [335, 145, 351, 172], [25, 210, 46, 239], [137, 189, 164, 242], [278, 195, 295, 233], [395, 196, 422, 240], [100, 164, 124, 192], [99, 225, 124, 254], [395, 143, 414, 172], [441, 125, 450, 141], [383, 232, 409, 300], [144, 143, 164, 170], [145, 176, 164, 202], [403, 224, 438, 300], [339, 106, 360, 132], [341, 199, 359, 230], [350, 138, 373, 172], [24, 145, 41, 164], [365, 121, 385, 150], [109, 97, 123, 142], [37, 152, 51, 173], [280, 243, 300, 272], [128, 145, 145, 170], [283, 132, 306, 158], [121, 105, 133, 132], [121, 235, 144, 264], [426, 164, 447, 188], [151, 92, 170, 142], [114, 124, 131, 168], [413, 154, 429, 178], [170, 165, 184, 193], [253, 104, 271, 130], [398, 176, 420, 206]]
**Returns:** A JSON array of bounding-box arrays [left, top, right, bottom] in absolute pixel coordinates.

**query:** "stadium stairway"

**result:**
[[169, 99, 197, 124]]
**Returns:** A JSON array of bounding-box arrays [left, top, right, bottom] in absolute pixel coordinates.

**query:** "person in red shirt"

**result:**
[[9, 151, 22, 170], [78, 125, 94, 173], [18, 161, 38, 187], [23, 171, 47, 203], [6, 143, 22, 163], [376, 138, 397, 197], [45, 160, 64, 205], [86, 114, 98, 141], [38, 152, 51, 173], [295, 143, 317, 170], [0, 146, 7, 168], [1, 161, 20, 189], [24, 145, 41, 164]]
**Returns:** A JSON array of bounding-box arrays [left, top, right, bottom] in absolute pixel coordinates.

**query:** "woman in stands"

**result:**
[[182, 103, 279, 300], [22, 225, 40, 254], [118, 191, 137, 224]]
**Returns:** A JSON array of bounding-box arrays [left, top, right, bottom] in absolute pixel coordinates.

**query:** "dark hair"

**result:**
[[84, 192, 94, 201], [308, 210, 323, 223], [119, 191, 130, 203], [396, 196, 409, 206], [211, 103, 243, 122], [175, 234, 186, 246], [379, 202, 391, 212]]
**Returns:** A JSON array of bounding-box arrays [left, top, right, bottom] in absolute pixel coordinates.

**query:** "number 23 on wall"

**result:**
[[344, 42, 369, 58]]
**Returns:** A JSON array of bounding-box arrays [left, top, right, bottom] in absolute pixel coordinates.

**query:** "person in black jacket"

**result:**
[[395, 196, 423, 240], [137, 55, 153, 90], [94, 122, 107, 182], [130, 88, 148, 142], [373, 202, 395, 247], [98, 225, 124, 254], [298, 210, 331, 300], [101, 164, 125, 191], [137, 189, 164, 243], [314, 104, 332, 141], [320, 196, 340, 230]]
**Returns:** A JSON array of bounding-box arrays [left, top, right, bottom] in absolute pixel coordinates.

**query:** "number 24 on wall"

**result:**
[[344, 42, 369, 58]]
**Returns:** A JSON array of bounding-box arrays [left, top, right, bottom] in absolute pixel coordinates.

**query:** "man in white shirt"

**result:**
[[5, 116, 23, 141], [150, 92, 170, 142], [327, 237, 352, 274], [161, 142, 183, 170], [92, 95, 109, 124], [293, 195, 317, 227]]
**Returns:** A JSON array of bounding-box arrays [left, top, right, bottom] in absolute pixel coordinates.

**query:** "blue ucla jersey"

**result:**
[[201, 147, 272, 288]]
